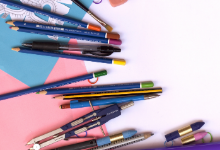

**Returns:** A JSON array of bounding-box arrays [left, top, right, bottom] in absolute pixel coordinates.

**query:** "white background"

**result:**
[[81, 0, 220, 149]]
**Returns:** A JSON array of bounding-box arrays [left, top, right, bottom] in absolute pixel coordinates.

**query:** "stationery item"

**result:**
[[22, 42, 121, 56], [55, 88, 162, 99], [72, 0, 113, 32], [165, 122, 205, 142], [10, 27, 122, 45], [60, 94, 159, 109], [88, 133, 154, 150], [52, 130, 136, 150], [0, 0, 101, 31], [6, 21, 120, 39], [37, 81, 154, 95], [144, 142, 220, 150], [28, 102, 134, 149], [109, 0, 128, 7], [181, 132, 208, 145], [22, 42, 121, 52], [12, 48, 126, 65], [96, 130, 137, 146], [0, 70, 107, 101], [52, 139, 97, 150]]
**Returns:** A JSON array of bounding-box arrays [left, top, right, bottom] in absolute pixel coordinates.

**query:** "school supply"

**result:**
[[37, 81, 154, 95], [10, 27, 122, 45], [181, 132, 208, 145], [12, 48, 126, 65], [165, 122, 205, 142], [0, 0, 101, 31], [0, 70, 107, 101], [27, 102, 134, 150], [22, 42, 121, 56], [60, 94, 159, 109], [6, 21, 120, 39], [72, 0, 113, 32], [88, 133, 154, 150]]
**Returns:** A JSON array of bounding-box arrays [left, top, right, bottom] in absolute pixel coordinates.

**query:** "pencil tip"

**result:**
[[9, 27, 12, 29], [151, 133, 154, 136]]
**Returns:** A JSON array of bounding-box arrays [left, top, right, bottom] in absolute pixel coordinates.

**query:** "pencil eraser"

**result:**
[[109, 0, 128, 7], [109, 39, 122, 45]]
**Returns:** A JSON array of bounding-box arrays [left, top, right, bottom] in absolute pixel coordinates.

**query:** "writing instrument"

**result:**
[[0, 0, 101, 31], [72, 0, 113, 32], [54, 88, 162, 99], [22, 42, 121, 52], [146, 142, 220, 150], [12, 48, 125, 65], [10, 27, 122, 45], [28, 103, 134, 149], [6, 21, 119, 39], [88, 133, 154, 150], [37, 81, 154, 95], [60, 94, 159, 109], [165, 121, 205, 142], [53, 130, 137, 150], [181, 132, 208, 145], [0, 70, 107, 101]]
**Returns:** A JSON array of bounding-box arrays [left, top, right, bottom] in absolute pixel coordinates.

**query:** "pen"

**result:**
[[0, 0, 101, 31], [37, 81, 154, 95], [60, 94, 160, 109], [22, 42, 121, 52], [53, 130, 137, 150]]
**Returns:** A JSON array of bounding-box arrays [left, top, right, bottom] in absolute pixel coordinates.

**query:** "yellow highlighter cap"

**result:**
[[113, 59, 126, 66]]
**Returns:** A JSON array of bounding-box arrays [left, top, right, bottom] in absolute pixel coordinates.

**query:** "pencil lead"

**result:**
[[10, 26, 19, 31], [11, 48, 20, 52], [105, 24, 113, 32]]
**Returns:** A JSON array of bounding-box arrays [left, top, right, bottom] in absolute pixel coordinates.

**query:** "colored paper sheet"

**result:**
[[0, 0, 93, 87]]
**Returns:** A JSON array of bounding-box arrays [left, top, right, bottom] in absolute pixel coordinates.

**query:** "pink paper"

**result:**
[[0, 39, 108, 150]]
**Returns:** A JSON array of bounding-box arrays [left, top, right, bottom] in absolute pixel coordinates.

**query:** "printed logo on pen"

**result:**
[[107, 110, 118, 115]]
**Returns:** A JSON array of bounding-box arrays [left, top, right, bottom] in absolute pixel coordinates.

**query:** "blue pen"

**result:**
[[61, 94, 160, 109], [0, 0, 101, 31], [12, 48, 126, 65], [10, 27, 122, 45], [0, 70, 107, 101], [6, 21, 120, 39]]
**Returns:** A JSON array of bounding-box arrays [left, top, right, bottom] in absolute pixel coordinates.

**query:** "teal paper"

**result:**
[[0, 0, 93, 87]]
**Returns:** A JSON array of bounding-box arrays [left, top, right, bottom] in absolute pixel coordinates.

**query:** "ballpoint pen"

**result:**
[[27, 102, 134, 150]]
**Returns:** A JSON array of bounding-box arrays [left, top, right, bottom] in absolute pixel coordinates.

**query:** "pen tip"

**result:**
[[151, 133, 154, 136]]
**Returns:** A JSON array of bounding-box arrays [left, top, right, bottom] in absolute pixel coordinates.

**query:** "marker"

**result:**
[[0, 70, 107, 101], [0, 0, 101, 31], [6, 21, 119, 39], [60, 94, 160, 109], [54, 88, 162, 99], [165, 122, 205, 142], [37, 82, 154, 95], [181, 132, 208, 145], [12, 48, 126, 66], [10, 27, 122, 45]]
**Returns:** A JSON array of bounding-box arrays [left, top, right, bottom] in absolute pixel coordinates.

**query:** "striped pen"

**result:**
[[10, 27, 121, 45], [6, 21, 120, 39], [0, 0, 101, 31]]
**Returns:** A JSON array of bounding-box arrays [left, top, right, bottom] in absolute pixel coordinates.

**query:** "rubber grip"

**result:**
[[32, 42, 60, 50]]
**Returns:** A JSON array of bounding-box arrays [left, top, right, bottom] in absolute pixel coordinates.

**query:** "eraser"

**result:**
[[109, 0, 128, 7]]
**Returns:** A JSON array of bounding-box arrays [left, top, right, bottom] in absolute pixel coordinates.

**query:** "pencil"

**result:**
[[0, 0, 101, 31], [10, 27, 122, 45], [0, 70, 107, 101], [54, 88, 162, 99], [72, 0, 113, 32], [12, 48, 126, 65], [36, 82, 154, 95], [6, 21, 120, 39]]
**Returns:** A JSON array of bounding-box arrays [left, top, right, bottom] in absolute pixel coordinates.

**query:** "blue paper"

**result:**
[[0, 0, 93, 87]]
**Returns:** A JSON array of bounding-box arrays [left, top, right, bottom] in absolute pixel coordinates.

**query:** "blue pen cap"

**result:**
[[97, 136, 111, 146], [122, 130, 137, 138]]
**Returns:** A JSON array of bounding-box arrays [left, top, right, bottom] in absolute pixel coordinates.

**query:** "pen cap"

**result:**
[[141, 82, 154, 88], [165, 130, 180, 142], [94, 70, 107, 78]]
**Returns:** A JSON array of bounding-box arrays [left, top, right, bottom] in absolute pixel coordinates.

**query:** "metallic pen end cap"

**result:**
[[144, 94, 160, 100]]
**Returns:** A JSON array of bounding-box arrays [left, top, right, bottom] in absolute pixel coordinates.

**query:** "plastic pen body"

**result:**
[[70, 95, 145, 108]]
